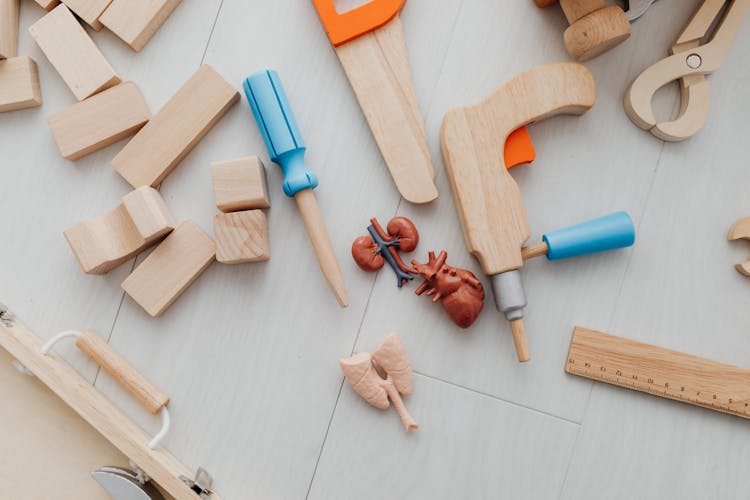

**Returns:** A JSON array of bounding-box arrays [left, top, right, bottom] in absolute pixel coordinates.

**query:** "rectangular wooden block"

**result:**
[[34, 0, 60, 11], [61, 0, 113, 30], [47, 81, 151, 160], [0, 0, 19, 59], [0, 57, 42, 112], [122, 220, 216, 317], [211, 156, 271, 213], [214, 210, 270, 264], [28, 4, 120, 101], [99, 0, 181, 51], [112, 64, 239, 188]]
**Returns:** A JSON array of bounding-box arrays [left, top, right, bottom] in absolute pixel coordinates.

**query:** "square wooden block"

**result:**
[[214, 210, 270, 264], [0, 57, 42, 112], [211, 156, 270, 213]]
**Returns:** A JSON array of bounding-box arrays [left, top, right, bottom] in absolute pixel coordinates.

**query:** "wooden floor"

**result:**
[[2, 0, 750, 498]]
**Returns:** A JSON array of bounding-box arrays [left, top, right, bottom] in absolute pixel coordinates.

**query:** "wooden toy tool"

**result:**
[[728, 216, 750, 276], [442, 63, 638, 362], [244, 69, 348, 307], [311, 0, 436, 203], [0, 305, 222, 499], [534, 0, 656, 61], [567, 327, 750, 420], [625, 0, 750, 141]]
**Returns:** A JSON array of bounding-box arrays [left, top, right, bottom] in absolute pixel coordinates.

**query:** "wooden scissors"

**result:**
[[625, 0, 750, 141]]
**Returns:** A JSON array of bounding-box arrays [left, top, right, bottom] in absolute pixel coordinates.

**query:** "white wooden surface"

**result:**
[[1, 0, 749, 498]]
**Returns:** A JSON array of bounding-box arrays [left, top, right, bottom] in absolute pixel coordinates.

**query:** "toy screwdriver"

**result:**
[[244, 70, 348, 307]]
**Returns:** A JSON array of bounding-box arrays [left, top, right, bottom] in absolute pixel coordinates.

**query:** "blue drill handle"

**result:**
[[543, 211, 635, 261], [243, 69, 318, 197]]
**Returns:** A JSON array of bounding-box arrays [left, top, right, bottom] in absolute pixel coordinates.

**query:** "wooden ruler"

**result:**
[[566, 327, 750, 419]]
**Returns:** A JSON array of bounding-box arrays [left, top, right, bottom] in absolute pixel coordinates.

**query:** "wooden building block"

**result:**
[[211, 156, 271, 213], [112, 64, 239, 188], [99, 0, 181, 51], [64, 186, 175, 274], [34, 0, 60, 11], [28, 4, 120, 101], [214, 210, 270, 264], [0, 57, 42, 112], [0, 0, 19, 59], [122, 220, 216, 317], [47, 81, 150, 160], [61, 0, 114, 30]]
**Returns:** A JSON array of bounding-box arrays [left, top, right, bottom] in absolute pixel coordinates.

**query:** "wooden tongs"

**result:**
[[625, 0, 750, 141]]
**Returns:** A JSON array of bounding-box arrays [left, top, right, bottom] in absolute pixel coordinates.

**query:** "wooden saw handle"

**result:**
[[75, 330, 169, 414], [440, 62, 595, 276]]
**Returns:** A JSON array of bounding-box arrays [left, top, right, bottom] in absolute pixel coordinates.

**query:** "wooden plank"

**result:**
[[567, 327, 750, 419], [0, 311, 223, 499], [33, 0, 60, 11], [99, 0, 181, 51], [61, 0, 114, 30], [335, 15, 437, 204], [112, 64, 239, 188], [64, 186, 174, 274], [122, 220, 216, 317], [28, 4, 120, 101], [47, 81, 150, 160], [214, 210, 270, 264], [0, 348, 128, 499], [0, 56, 42, 112], [211, 156, 271, 213], [0, 0, 19, 59]]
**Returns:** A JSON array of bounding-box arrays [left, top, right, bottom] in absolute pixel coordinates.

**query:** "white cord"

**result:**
[[129, 459, 150, 484], [148, 407, 170, 449], [39, 330, 82, 355]]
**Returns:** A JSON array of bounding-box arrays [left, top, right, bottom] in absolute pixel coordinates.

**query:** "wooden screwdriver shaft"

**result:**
[[295, 188, 348, 308]]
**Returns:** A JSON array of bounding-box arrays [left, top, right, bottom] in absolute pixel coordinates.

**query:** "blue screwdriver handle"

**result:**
[[543, 211, 635, 260], [243, 69, 318, 198]]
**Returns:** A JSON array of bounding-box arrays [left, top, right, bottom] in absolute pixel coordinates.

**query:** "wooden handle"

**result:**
[[75, 330, 169, 414], [441, 63, 595, 276], [510, 319, 531, 362]]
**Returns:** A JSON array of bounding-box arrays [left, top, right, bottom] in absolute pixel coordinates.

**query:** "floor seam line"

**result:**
[[414, 370, 581, 426]]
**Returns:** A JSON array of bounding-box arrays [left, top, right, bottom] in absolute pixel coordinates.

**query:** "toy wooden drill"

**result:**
[[441, 62, 635, 362]]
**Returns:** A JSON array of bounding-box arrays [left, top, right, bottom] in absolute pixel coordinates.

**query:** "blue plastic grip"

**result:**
[[542, 211, 635, 261], [243, 69, 318, 197]]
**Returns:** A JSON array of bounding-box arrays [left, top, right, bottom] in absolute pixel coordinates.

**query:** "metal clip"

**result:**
[[0, 303, 15, 327], [180, 468, 214, 498]]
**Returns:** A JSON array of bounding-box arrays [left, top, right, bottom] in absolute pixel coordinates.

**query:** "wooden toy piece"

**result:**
[[340, 333, 418, 432], [441, 62, 595, 362], [535, 0, 631, 61], [60, 0, 113, 30], [28, 4, 120, 101], [99, 0, 181, 52], [0, 307, 224, 499], [728, 216, 750, 276], [47, 81, 151, 160], [34, 0, 60, 10], [411, 250, 485, 329], [122, 220, 216, 317], [214, 210, 270, 264], [0, 56, 42, 112], [113, 65, 239, 189], [624, 0, 750, 142], [75, 330, 169, 414], [0, 0, 19, 60], [63, 186, 175, 274], [351, 216, 419, 287], [333, 14, 437, 204], [211, 156, 271, 213], [567, 326, 750, 420], [244, 70, 348, 308]]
